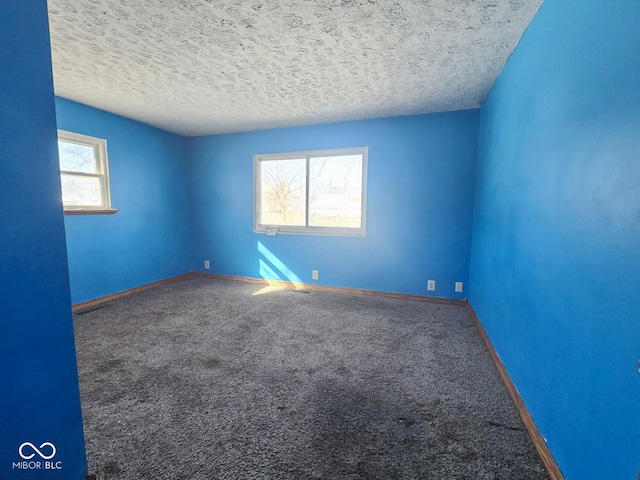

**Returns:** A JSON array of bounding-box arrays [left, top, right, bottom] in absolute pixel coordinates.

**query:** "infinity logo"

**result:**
[[18, 442, 56, 460]]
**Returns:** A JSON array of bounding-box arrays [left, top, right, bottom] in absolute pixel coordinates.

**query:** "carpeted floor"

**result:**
[[73, 276, 549, 479]]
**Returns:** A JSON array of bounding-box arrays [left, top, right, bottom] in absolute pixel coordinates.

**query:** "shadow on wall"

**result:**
[[258, 241, 303, 284]]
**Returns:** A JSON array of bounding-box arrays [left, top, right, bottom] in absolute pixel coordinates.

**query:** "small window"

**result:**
[[254, 147, 367, 236], [57, 130, 112, 212]]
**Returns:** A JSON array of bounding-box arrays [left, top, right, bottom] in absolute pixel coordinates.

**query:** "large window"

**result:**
[[254, 147, 367, 236], [57, 130, 112, 212]]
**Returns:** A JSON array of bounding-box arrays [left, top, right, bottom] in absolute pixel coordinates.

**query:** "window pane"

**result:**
[[260, 158, 306, 226], [61, 174, 102, 207], [58, 140, 97, 173], [309, 155, 362, 228]]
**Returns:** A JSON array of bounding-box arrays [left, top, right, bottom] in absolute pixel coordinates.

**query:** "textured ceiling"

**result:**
[[47, 0, 542, 136]]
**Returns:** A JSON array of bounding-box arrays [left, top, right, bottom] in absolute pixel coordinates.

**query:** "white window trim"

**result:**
[[253, 147, 368, 237], [58, 129, 112, 211]]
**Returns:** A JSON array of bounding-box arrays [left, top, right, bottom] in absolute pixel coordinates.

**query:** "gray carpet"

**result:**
[[73, 276, 549, 480]]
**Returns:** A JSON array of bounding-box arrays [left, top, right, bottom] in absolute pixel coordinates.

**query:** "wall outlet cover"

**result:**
[[427, 280, 436, 291]]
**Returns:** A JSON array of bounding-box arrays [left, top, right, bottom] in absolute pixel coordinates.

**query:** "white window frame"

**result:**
[[253, 147, 368, 237], [58, 129, 112, 211]]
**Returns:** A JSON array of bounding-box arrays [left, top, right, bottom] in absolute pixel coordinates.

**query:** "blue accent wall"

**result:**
[[468, 0, 640, 478], [189, 111, 479, 299], [0, 2, 87, 478], [55, 98, 191, 304]]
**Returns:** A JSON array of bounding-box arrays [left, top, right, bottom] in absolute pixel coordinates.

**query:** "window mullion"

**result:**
[[305, 156, 311, 227], [60, 171, 102, 178]]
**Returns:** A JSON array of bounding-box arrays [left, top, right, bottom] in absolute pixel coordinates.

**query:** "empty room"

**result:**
[[1, 0, 638, 479]]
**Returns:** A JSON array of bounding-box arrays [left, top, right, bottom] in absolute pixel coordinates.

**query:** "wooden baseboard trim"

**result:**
[[466, 303, 563, 480], [72, 271, 466, 313], [194, 272, 467, 306], [72, 273, 192, 314]]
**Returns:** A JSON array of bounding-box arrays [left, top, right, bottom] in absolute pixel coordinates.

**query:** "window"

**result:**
[[57, 130, 113, 213], [254, 147, 367, 236]]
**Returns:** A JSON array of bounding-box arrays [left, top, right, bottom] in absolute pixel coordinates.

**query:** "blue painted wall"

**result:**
[[56, 98, 191, 304], [469, 1, 640, 478], [0, 2, 87, 478], [189, 111, 479, 299]]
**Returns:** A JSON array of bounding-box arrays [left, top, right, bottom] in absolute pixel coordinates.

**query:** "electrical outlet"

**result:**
[[204, 260, 210, 269], [455, 282, 463, 293], [312, 270, 319, 280], [427, 280, 436, 291]]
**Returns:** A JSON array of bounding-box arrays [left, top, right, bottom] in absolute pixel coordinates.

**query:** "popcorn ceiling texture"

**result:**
[[47, 0, 542, 136]]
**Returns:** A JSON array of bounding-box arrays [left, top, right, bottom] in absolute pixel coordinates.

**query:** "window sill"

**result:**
[[254, 226, 365, 237], [64, 209, 119, 216]]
